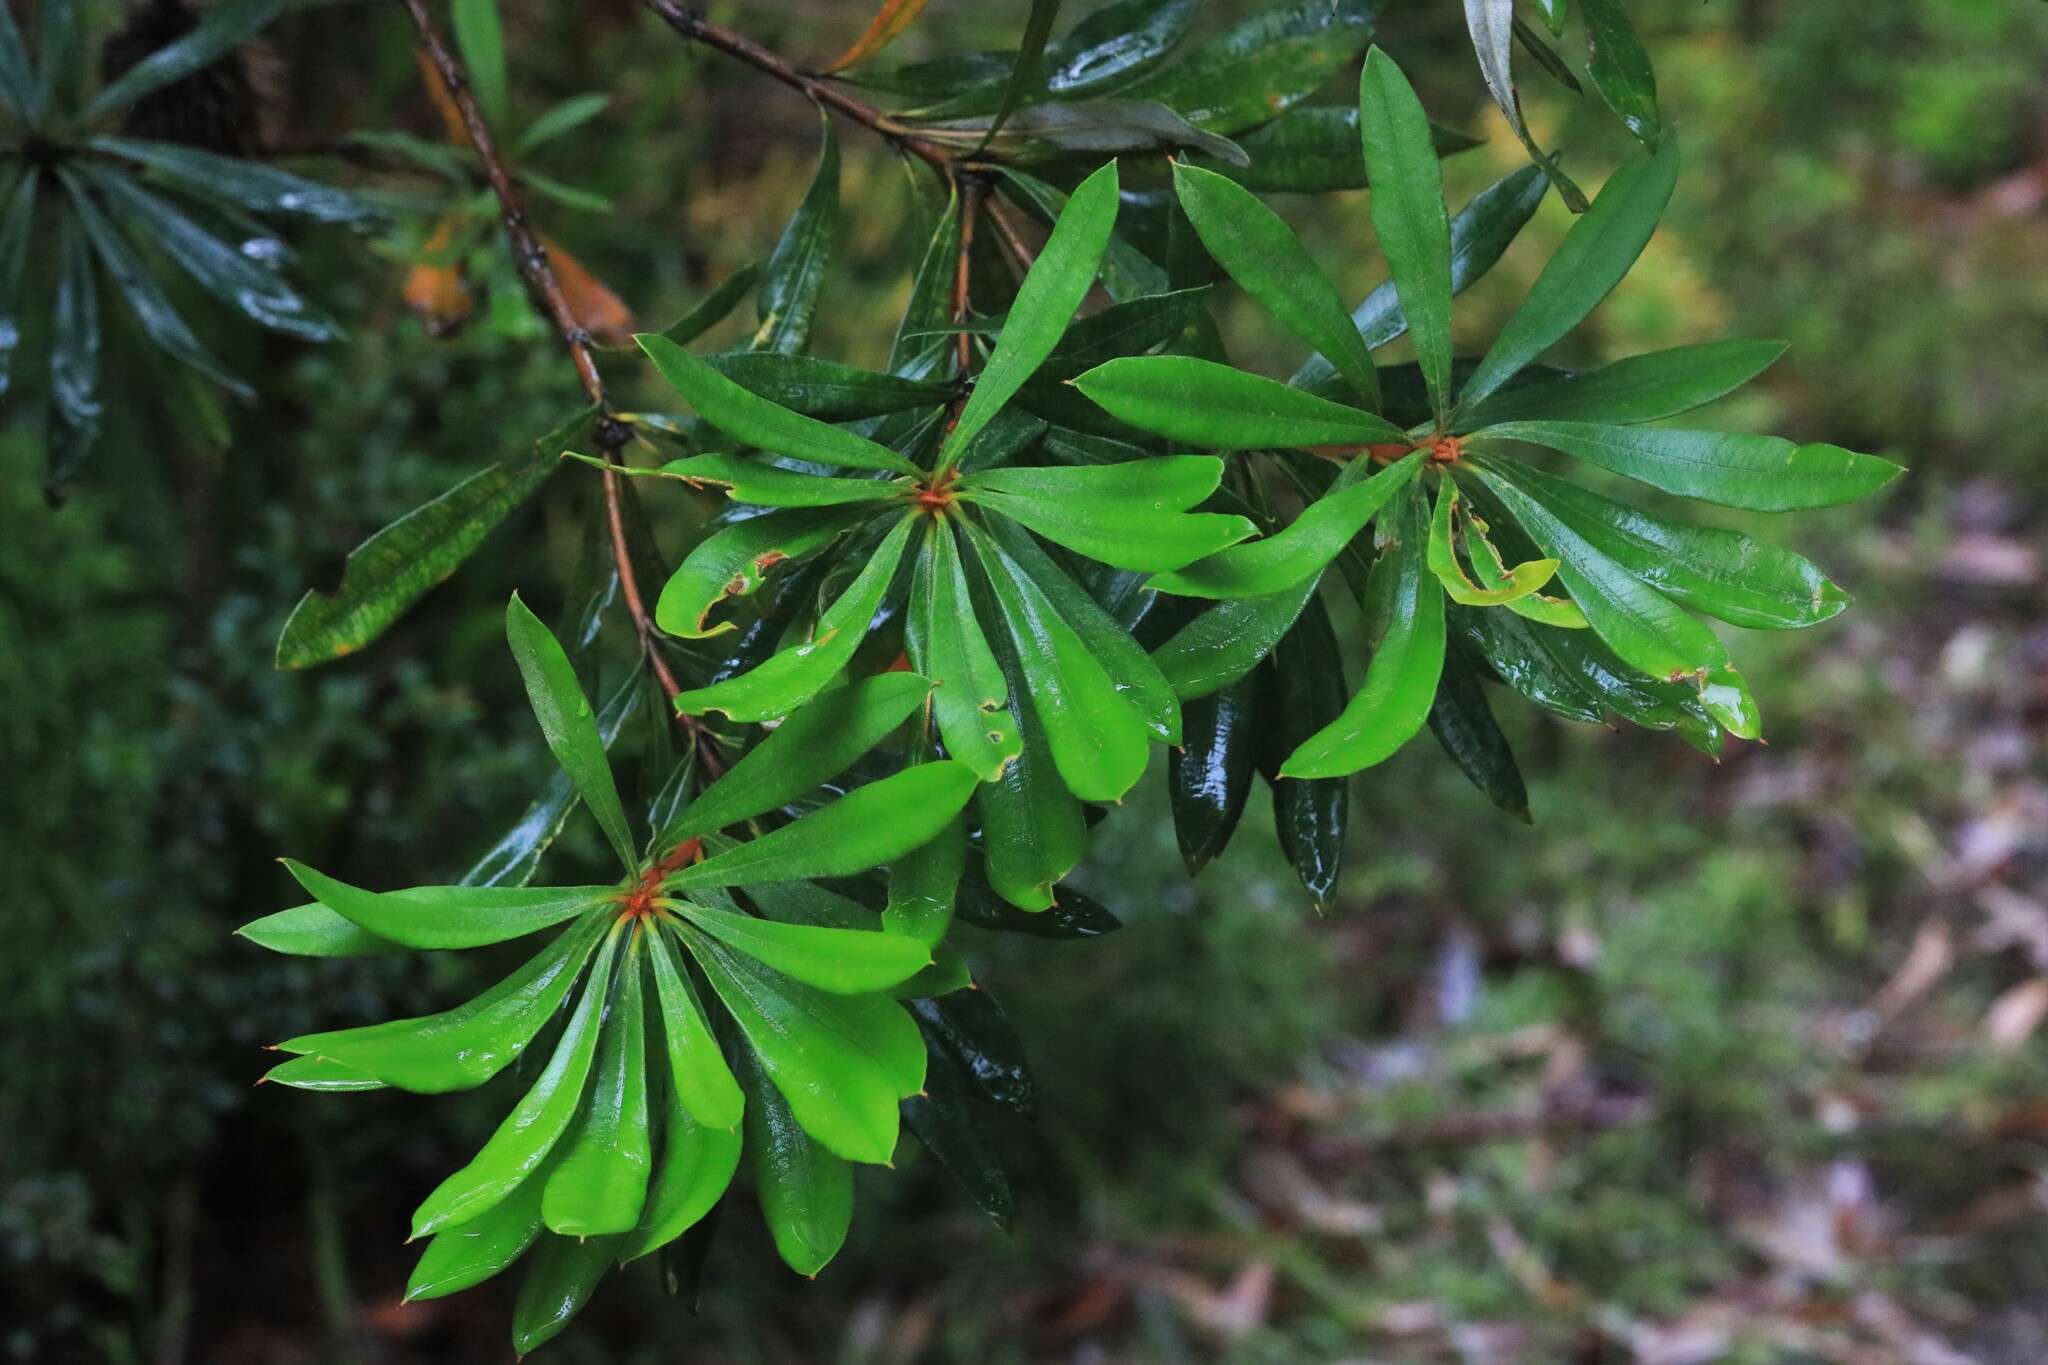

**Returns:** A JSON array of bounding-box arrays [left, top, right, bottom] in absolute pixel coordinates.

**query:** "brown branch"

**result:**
[[952, 177, 985, 374], [400, 0, 716, 773], [642, 0, 952, 170], [984, 195, 1040, 276]]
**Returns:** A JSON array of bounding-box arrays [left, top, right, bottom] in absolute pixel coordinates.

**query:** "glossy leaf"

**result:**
[[238, 901, 402, 957], [1047, 0, 1198, 96], [1151, 573, 1318, 701], [543, 932, 652, 1236], [1170, 678, 1256, 874], [1477, 421, 1903, 512], [919, 98, 1246, 165], [598, 452, 902, 508], [47, 209, 101, 486], [1456, 339, 1787, 429], [1430, 644, 1530, 821], [1459, 138, 1681, 410], [963, 522, 1152, 802], [903, 1042, 1013, 1229], [1463, 0, 1520, 132], [639, 334, 917, 474], [753, 113, 838, 353], [1038, 289, 1206, 383], [963, 457, 1253, 573], [91, 136, 371, 224], [0, 174, 34, 397], [673, 903, 929, 994], [1153, 452, 1424, 599], [941, 160, 1119, 468], [643, 924, 744, 1132], [510, 1233, 615, 1355], [884, 812, 965, 947], [955, 871, 1116, 936], [405, 1171, 546, 1302], [506, 594, 638, 870], [275, 916, 607, 1093], [276, 410, 572, 668], [671, 515, 916, 721], [1262, 601, 1349, 901], [971, 628, 1089, 910], [262, 1054, 386, 1091], [913, 992, 1034, 1114], [1173, 163, 1378, 409], [279, 860, 608, 950], [617, 1077, 742, 1261], [1118, 0, 1377, 135], [1283, 488, 1446, 777], [674, 672, 934, 838], [1191, 106, 1483, 193], [1426, 474, 1557, 606], [1472, 459, 1760, 737], [1359, 48, 1456, 422], [1475, 456, 1850, 629], [996, 167, 1165, 302], [984, 513, 1181, 743], [1077, 356, 1406, 450], [975, 0, 1064, 150], [653, 505, 867, 639], [908, 519, 1023, 782], [0, 6, 33, 119], [1580, 0, 1660, 145], [1291, 165, 1547, 391], [890, 190, 962, 379], [701, 351, 950, 420], [656, 262, 762, 346], [410, 929, 624, 1237], [742, 1051, 853, 1275], [692, 930, 922, 1162], [666, 761, 980, 891], [82, 0, 304, 123]]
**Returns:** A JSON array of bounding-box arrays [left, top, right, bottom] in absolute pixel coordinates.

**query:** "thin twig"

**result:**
[[401, 0, 716, 772], [952, 176, 985, 373], [984, 195, 1040, 275], [642, 0, 953, 169]]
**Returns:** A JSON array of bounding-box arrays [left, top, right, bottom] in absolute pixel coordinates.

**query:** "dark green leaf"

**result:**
[[0, 173, 34, 396], [1151, 573, 1318, 700], [76, 165, 337, 340], [698, 352, 949, 420], [1579, 0, 1660, 145], [656, 262, 761, 346], [753, 112, 838, 353], [515, 91, 610, 154], [1170, 677, 1257, 874], [1261, 599, 1349, 901], [1038, 288, 1207, 382], [1174, 162, 1378, 408], [510, 1233, 614, 1356], [0, 5, 34, 120], [82, 0, 305, 124], [48, 208, 102, 484], [1291, 165, 1546, 390], [506, 593, 638, 870], [1457, 339, 1787, 429], [1514, 15, 1582, 94], [918, 98, 1246, 165], [740, 1049, 854, 1273], [89, 136, 372, 223], [975, 0, 1064, 150], [903, 1041, 1013, 1229], [1359, 47, 1454, 422], [890, 189, 961, 379], [941, 160, 1119, 468], [912, 992, 1034, 1113], [1282, 486, 1446, 777], [1458, 137, 1680, 410], [1476, 421, 1903, 512], [996, 167, 1165, 302], [954, 871, 1118, 936], [1191, 105, 1483, 194], [1076, 356, 1406, 449], [1047, 0, 1198, 96], [1118, 0, 1377, 135], [1429, 645, 1530, 822]]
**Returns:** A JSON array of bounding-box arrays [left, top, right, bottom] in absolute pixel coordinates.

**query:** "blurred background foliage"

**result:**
[[4, 0, 2047, 1361]]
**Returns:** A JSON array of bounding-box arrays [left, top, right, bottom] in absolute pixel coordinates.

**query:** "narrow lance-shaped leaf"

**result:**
[[410, 928, 624, 1238], [506, 593, 638, 870], [616, 1068, 742, 1261], [908, 518, 1023, 782], [1260, 599, 1350, 901], [1172, 162, 1379, 410], [654, 504, 868, 640], [451, 0, 509, 127], [672, 902, 930, 994], [671, 514, 917, 722], [0, 5, 34, 119], [884, 811, 965, 946], [511, 1234, 615, 1356], [1579, 0, 1660, 146], [940, 159, 1119, 467], [91, 135, 374, 223], [279, 861, 611, 950], [1455, 339, 1787, 429], [543, 930, 653, 1236], [1291, 165, 1547, 391], [826, 0, 934, 72], [638, 333, 917, 475], [1171, 678, 1256, 875], [973, 0, 1065, 151], [1359, 48, 1456, 424], [1429, 644, 1530, 822], [960, 456, 1254, 573], [1458, 137, 1680, 410], [672, 672, 935, 838], [643, 921, 746, 1130], [1282, 486, 1447, 778], [903, 1042, 1014, 1230], [1151, 573, 1318, 701], [1153, 452, 1424, 600], [1076, 356, 1406, 450], [1470, 457, 1760, 737], [665, 761, 980, 891], [48, 209, 102, 483], [275, 409, 575, 668], [1118, 0, 1377, 135], [655, 261, 761, 346], [0, 174, 36, 397], [890, 188, 961, 378], [754, 112, 838, 354], [741, 1049, 854, 1274], [82, 0, 303, 123], [404, 1167, 547, 1303], [1474, 420, 1902, 512], [970, 631, 1089, 911], [579, 451, 903, 509], [1190, 106, 1483, 194]]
